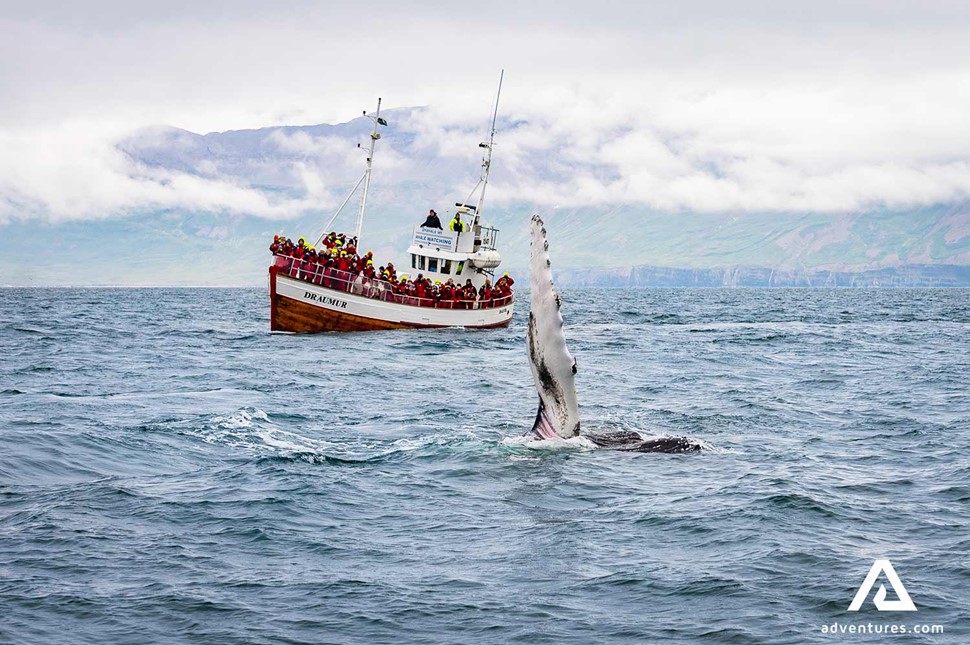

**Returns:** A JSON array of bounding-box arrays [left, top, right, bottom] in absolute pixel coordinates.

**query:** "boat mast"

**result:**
[[465, 70, 503, 227], [355, 98, 384, 246], [316, 98, 387, 247]]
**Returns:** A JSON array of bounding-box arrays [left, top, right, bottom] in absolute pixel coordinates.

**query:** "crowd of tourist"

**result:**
[[269, 233, 514, 309]]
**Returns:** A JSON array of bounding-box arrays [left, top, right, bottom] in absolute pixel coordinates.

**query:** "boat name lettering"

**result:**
[[303, 291, 348, 309]]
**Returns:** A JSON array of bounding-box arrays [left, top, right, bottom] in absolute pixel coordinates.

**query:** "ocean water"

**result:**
[[1, 287, 968, 644]]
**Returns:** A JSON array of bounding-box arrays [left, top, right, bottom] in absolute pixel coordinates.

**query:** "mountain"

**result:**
[[2, 107, 968, 286]]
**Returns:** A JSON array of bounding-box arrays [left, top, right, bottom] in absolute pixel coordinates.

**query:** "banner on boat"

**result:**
[[413, 227, 458, 252]]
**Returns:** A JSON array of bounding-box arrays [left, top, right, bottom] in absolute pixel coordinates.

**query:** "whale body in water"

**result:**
[[527, 213, 701, 453]]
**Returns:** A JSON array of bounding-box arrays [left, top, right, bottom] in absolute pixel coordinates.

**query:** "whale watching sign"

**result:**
[[413, 227, 458, 252]]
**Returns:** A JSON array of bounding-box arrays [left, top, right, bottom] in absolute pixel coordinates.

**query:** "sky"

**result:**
[[2, 0, 970, 228]]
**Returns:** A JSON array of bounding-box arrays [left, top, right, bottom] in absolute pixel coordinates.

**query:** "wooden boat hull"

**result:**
[[269, 267, 514, 333]]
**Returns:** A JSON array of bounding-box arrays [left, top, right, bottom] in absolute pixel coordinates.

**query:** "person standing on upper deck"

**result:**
[[421, 209, 443, 229], [449, 212, 466, 233]]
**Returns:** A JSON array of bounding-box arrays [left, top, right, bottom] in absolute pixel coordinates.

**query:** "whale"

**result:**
[[527, 213, 701, 453]]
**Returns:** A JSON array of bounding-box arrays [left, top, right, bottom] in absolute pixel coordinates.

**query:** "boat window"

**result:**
[[441, 259, 452, 274], [428, 257, 438, 272], [419, 255, 426, 270], [411, 254, 417, 269], [456, 261, 465, 274]]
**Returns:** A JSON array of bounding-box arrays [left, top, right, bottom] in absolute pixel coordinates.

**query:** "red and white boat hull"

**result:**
[[269, 267, 514, 332]]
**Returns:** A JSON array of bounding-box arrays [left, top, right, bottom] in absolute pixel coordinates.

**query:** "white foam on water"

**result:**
[[202, 407, 335, 456], [501, 434, 598, 451]]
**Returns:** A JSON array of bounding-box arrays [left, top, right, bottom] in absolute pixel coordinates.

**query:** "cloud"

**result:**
[[0, 122, 328, 223], [3, 1, 970, 222]]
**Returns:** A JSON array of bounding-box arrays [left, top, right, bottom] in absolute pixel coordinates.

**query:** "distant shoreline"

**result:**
[[553, 263, 970, 288], [3, 263, 970, 289]]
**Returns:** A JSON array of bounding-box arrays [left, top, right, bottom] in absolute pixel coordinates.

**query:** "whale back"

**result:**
[[528, 213, 581, 439]]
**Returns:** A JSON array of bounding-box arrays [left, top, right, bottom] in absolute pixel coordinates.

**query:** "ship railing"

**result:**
[[272, 255, 513, 310], [478, 225, 499, 251]]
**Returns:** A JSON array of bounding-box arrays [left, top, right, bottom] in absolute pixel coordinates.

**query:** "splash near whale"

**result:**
[[527, 213, 701, 453]]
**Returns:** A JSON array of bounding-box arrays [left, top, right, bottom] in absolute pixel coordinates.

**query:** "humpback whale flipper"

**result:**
[[527, 213, 701, 454], [528, 213, 581, 440]]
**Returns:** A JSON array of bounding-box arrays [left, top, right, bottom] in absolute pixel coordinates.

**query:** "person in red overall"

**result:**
[[301, 248, 316, 281], [393, 277, 407, 304], [333, 252, 352, 290], [270, 235, 291, 271], [320, 255, 333, 289], [414, 275, 427, 305], [495, 273, 515, 305], [312, 250, 326, 284], [291, 241, 305, 278], [440, 282, 453, 309], [478, 280, 493, 308], [405, 278, 417, 306], [448, 280, 462, 309], [276, 238, 293, 273]]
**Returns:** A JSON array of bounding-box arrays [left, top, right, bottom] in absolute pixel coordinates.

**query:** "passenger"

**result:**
[[414, 275, 427, 303], [270, 236, 289, 271], [440, 280, 454, 309], [392, 276, 407, 303], [462, 279, 477, 309], [321, 252, 335, 288], [334, 251, 352, 290], [278, 238, 295, 273], [405, 277, 417, 305], [446, 279, 460, 308], [289, 241, 305, 278], [422, 209, 443, 229], [493, 272, 514, 305], [302, 247, 317, 281], [479, 280, 493, 308]]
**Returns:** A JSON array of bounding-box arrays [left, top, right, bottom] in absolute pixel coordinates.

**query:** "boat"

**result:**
[[268, 74, 515, 333]]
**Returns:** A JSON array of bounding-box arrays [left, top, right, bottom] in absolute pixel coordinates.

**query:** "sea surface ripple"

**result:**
[[1, 287, 968, 643]]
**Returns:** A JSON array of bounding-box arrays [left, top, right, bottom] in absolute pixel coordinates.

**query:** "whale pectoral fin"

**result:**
[[530, 400, 559, 441]]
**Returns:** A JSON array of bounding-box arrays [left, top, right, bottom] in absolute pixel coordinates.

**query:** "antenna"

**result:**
[[465, 70, 504, 227]]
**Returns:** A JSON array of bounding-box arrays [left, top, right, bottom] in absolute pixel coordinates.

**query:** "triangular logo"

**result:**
[[848, 559, 917, 612]]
